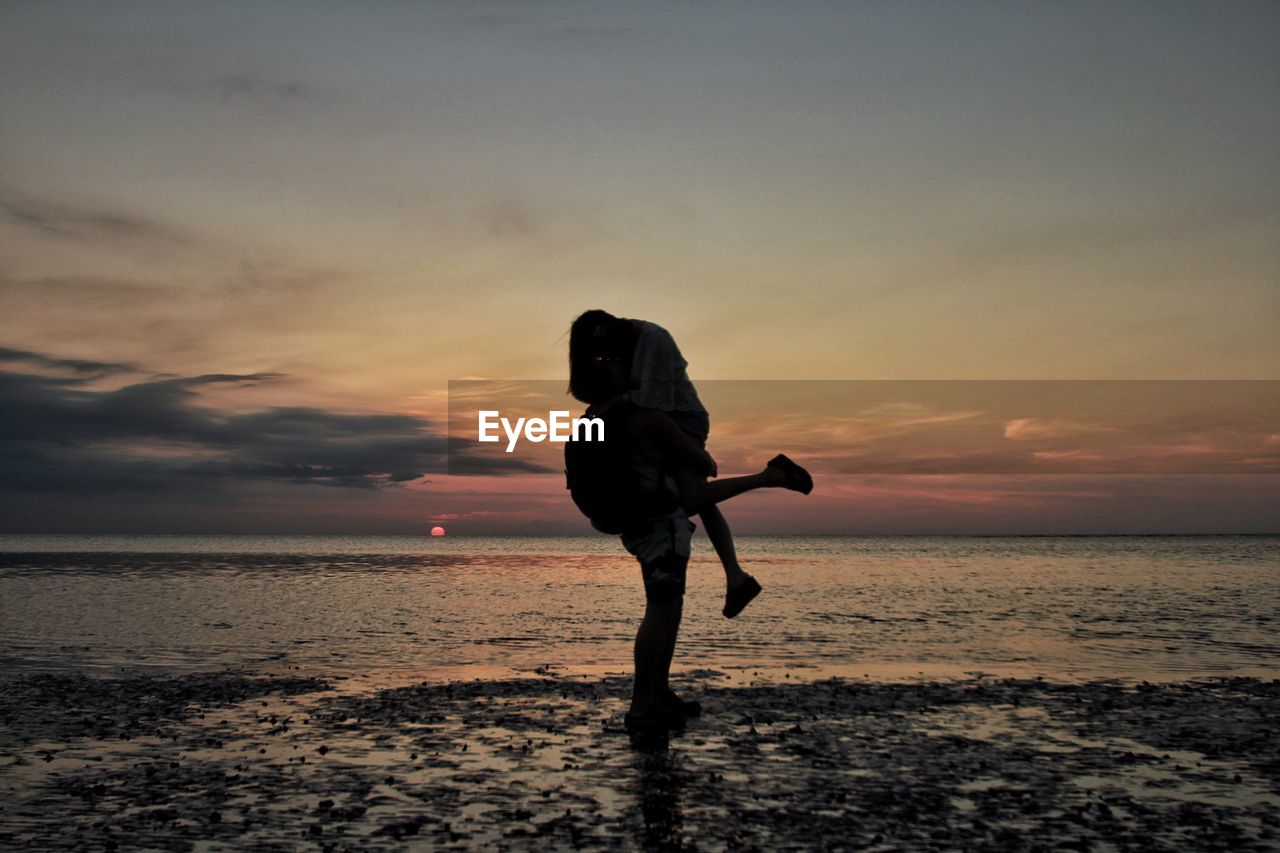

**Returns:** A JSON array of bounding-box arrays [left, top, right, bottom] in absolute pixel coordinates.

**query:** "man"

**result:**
[[565, 312, 813, 730]]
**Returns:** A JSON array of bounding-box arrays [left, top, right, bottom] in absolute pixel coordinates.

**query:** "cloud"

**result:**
[[0, 347, 548, 501], [0, 192, 193, 247], [956, 202, 1280, 272], [204, 73, 313, 103], [700, 386, 1280, 475], [481, 197, 544, 240], [0, 346, 138, 380], [141, 64, 334, 115], [445, 452, 561, 476], [0, 273, 169, 307], [1003, 417, 1111, 441]]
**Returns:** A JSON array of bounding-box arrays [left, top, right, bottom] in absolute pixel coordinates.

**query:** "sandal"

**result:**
[[723, 574, 762, 619], [768, 454, 813, 494]]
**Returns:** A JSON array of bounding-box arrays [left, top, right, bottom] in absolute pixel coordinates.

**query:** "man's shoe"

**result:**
[[624, 703, 684, 731], [660, 688, 702, 718]]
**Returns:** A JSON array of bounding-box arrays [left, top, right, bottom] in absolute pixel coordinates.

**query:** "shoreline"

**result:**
[[5, 656, 1280, 689], [2, 670, 1277, 849]]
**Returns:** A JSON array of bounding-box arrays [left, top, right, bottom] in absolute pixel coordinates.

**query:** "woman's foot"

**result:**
[[723, 574, 762, 619], [767, 454, 813, 494]]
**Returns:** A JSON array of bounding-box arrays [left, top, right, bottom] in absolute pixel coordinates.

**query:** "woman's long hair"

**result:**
[[568, 309, 635, 404]]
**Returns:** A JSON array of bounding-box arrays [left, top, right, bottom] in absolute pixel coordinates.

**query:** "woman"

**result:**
[[569, 309, 813, 619]]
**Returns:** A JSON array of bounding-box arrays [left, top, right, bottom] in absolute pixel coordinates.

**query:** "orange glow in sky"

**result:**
[[1, 3, 1276, 534]]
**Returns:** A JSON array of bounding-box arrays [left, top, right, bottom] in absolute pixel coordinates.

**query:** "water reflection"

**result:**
[[629, 728, 689, 850], [2, 536, 1278, 682]]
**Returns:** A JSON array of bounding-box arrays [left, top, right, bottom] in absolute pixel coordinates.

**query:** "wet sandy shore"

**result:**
[[1, 670, 1278, 850]]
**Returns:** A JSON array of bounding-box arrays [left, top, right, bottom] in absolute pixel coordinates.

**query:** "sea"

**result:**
[[1, 535, 1277, 685]]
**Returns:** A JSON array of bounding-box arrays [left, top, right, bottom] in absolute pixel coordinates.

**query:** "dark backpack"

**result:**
[[564, 402, 679, 534]]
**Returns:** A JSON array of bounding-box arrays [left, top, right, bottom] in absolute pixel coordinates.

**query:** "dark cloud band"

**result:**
[[0, 347, 546, 502]]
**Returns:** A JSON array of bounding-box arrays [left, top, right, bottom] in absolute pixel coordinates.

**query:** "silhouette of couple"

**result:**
[[566, 310, 813, 730]]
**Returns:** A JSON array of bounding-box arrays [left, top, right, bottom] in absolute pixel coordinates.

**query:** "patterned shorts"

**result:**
[[620, 513, 695, 603]]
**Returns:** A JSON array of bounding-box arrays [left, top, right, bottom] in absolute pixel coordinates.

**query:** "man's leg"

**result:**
[[655, 596, 683, 696], [627, 547, 689, 723], [630, 596, 683, 719]]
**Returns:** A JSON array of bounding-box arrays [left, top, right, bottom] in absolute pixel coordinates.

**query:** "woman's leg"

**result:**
[[670, 465, 778, 617], [672, 465, 784, 517], [697, 503, 750, 588]]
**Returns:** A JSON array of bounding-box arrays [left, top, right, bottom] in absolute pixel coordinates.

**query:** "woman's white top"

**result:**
[[628, 320, 707, 415]]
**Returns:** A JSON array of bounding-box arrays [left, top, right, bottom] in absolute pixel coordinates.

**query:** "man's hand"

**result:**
[[703, 452, 718, 479], [632, 408, 717, 478]]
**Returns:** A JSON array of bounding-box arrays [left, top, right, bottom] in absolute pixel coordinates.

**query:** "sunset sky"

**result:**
[[2, 1, 1277, 534]]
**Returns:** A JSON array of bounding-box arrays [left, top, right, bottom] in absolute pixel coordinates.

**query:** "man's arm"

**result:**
[[629, 409, 715, 478]]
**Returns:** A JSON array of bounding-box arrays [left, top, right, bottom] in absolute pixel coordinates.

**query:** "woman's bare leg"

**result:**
[[674, 466, 784, 516], [670, 466, 780, 617], [659, 451, 810, 616], [698, 503, 750, 589]]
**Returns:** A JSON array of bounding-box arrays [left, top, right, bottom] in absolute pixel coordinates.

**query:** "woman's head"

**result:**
[[568, 309, 635, 404]]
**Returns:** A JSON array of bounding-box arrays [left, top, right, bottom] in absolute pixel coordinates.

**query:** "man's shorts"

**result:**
[[620, 512, 695, 604]]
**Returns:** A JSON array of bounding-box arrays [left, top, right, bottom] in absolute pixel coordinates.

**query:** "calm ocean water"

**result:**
[[1, 535, 1276, 684]]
